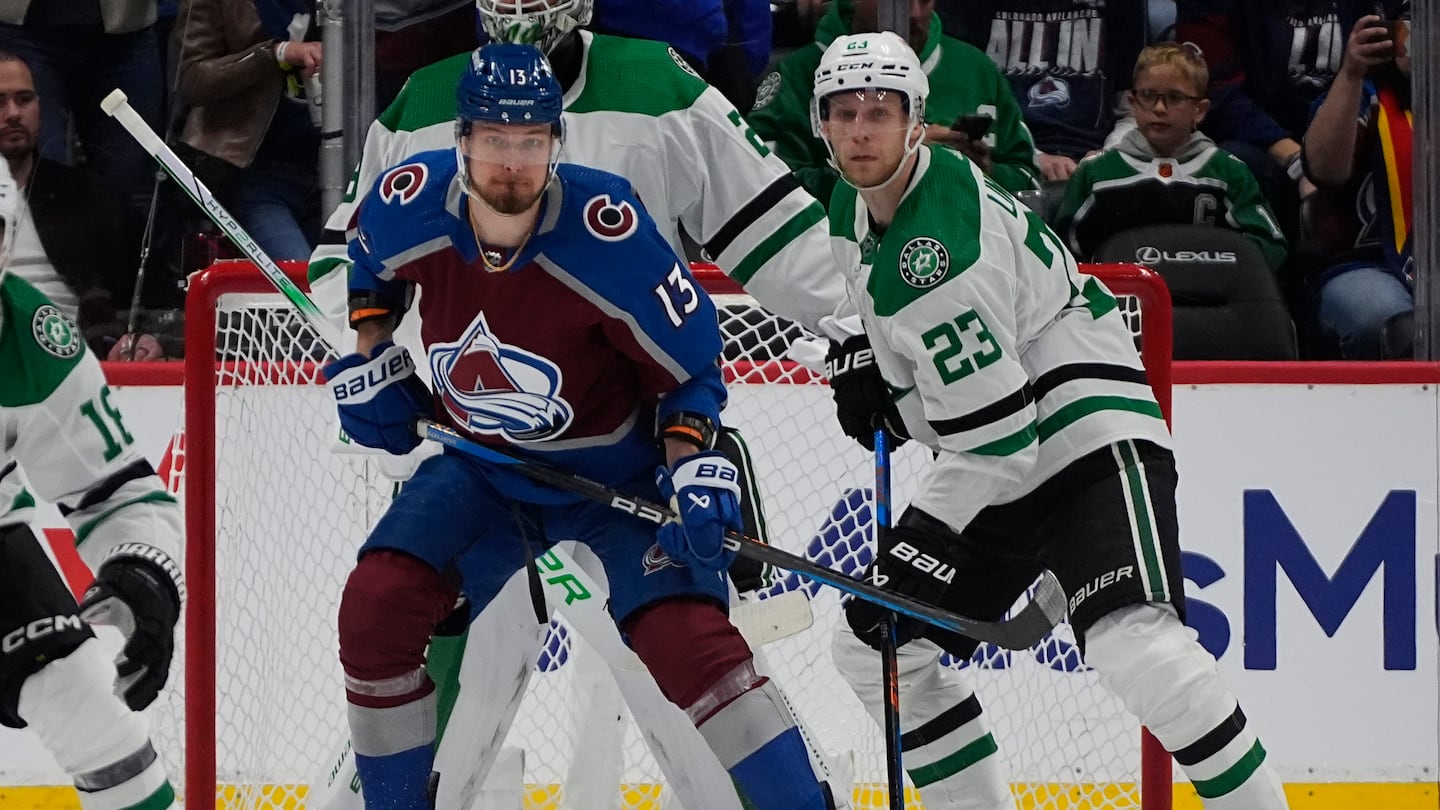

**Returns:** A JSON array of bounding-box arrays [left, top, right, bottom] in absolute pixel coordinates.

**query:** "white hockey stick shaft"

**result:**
[[100, 88, 344, 352]]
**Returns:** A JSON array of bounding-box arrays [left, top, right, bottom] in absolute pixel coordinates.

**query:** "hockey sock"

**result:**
[[353, 745, 434, 810], [348, 694, 438, 810], [695, 673, 829, 810], [1085, 604, 1288, 810], [832, 629, 1014, 810], [18, 639, 176, 810]]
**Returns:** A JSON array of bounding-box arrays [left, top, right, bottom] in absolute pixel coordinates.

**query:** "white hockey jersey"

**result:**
[[828, 146, 1173, 535], [0, 274, 182, 570]]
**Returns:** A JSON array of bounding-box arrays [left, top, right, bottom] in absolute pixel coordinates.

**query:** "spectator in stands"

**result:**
[[0, 51, 164, 359], [936, 0, 1148, 185], [1056, 42, 1287, 272], [0, 0, 164, 213], [592, 0, 772, 111], [749, 0, 1039, 206], [174, 0, 322, 261], [1174, 1, 1380, 239], [1301, 4, 1413, 360]]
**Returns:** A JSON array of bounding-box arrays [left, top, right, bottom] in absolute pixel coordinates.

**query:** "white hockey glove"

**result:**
[[78, 543, 185, 710], [654, 452, 743, 572]]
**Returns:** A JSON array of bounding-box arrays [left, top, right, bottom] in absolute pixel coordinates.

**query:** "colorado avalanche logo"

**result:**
[[379, 163, 427, 205], [642, 544, 678, 575], [429, 312, 574, 442], [1027, 77, 1071, 109], [583, 194, 639, 241]]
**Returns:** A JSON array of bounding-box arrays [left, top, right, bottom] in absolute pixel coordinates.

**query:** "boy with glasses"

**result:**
[[1055, 42, 1288, 271]]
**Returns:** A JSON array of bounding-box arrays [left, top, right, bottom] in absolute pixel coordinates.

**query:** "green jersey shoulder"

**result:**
[[0, 274, 87, 408], [830, 146, 988, 317]]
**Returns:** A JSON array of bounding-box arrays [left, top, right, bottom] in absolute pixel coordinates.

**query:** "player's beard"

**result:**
[[479, 176, 542, 216]]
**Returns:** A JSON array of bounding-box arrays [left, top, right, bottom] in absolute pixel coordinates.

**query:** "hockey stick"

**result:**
[[874, 429, 905, 810], [104, 84, 1061, 650], [419, 418, 1068, 650], [100, 89, 344, 351], [101, 87, 732, 808]]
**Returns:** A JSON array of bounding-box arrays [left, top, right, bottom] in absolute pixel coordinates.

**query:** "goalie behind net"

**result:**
[[155, 261, 1172, 809]]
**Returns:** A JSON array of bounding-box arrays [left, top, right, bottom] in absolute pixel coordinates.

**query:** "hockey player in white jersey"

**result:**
[[0, 159, 185, 809], [813, 33, 1291, 810], [307, 1, 851, 807]]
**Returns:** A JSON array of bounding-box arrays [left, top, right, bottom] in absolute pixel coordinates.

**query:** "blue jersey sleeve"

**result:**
[[548, 168, 728, 428], [345, 152, 460, 316]]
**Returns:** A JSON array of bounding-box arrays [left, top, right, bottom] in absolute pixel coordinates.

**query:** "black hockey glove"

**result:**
[[78, 544, 184, 711], [845, 510, 958, 651], [825, 335, 908, 452]]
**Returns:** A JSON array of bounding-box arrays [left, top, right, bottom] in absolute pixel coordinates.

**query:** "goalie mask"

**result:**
[[812, 32, 929, 191], [455, 43, 565, 211], [475, 0, 593, 55]]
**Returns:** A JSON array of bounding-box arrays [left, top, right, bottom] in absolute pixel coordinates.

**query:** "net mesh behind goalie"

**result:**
[[158, 260, 1174, 809]]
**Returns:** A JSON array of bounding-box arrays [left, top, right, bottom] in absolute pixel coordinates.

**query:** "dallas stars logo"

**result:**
[[32, 305, 80, 359], [898, 237, 949, 288]]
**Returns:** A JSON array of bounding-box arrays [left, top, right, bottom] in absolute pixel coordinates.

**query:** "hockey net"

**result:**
[[156, 260, 1174, 810]]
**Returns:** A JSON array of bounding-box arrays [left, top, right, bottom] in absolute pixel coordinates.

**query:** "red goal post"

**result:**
[[171, 259, 1174, 810]]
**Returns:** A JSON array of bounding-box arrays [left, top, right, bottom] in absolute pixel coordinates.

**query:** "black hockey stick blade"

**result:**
[[417, 418, 1065, 650]]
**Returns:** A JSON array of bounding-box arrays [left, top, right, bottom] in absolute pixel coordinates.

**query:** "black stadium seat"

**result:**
[[1093, 224, 1298, 360]]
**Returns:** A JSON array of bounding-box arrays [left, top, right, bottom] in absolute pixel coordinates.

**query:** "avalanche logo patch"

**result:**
[[1027, 76, 1071, 109], [643, 543, 679, 575], [583, 194, 639, 241], [378, 163, 428, 205], [754, 73, 781, 109], [429, 312, 574, 442], [32, 305, 80, 359], [898, 237, 949, 288], [667, 47, 700, 79]]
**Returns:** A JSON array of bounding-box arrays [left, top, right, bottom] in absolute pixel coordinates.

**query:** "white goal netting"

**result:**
[[152, 260, 1174, 810]]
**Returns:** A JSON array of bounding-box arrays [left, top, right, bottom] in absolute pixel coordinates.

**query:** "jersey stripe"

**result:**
[[1033, 363, 1148, 400], [970, 423, 1038, 456], [930, 385, 1034, 437], [704, 173, 802, 260], [728, 203, 826, 285], [73, 490, 179, 546], [60, 459, 155, 514], [1036, 396, 1163, 442]]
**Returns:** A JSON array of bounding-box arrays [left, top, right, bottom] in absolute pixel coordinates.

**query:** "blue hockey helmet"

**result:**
[[456, 42, 564, 136]]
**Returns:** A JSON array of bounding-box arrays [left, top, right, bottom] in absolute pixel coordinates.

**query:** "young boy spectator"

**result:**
[[749, 0, 1039, 206], [1301, 4, 1413, 359], [937, 0, 1148, 184], [1056, 42, 1287, 272]]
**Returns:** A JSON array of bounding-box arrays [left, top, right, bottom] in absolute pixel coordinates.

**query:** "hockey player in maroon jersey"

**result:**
[[321, 42, 834, 810]]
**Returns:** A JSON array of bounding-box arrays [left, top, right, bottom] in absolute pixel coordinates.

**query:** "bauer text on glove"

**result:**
[[654, 451, 743, 572], [323, 341, 433, 454]]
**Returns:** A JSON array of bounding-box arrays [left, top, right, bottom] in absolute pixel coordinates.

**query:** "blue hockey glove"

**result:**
[[654, 451, 743, 572], [323, 341, 432, 454]]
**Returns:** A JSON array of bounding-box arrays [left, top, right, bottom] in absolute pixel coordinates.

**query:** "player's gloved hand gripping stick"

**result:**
[[101, 88, 1065, 651]]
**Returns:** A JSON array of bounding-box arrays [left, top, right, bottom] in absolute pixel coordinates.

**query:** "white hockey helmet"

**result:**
[[812, 32, 930, 191], [475, 0, 593, 55], [810, 31, 929, 139], [0, 159, 18, 281]]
